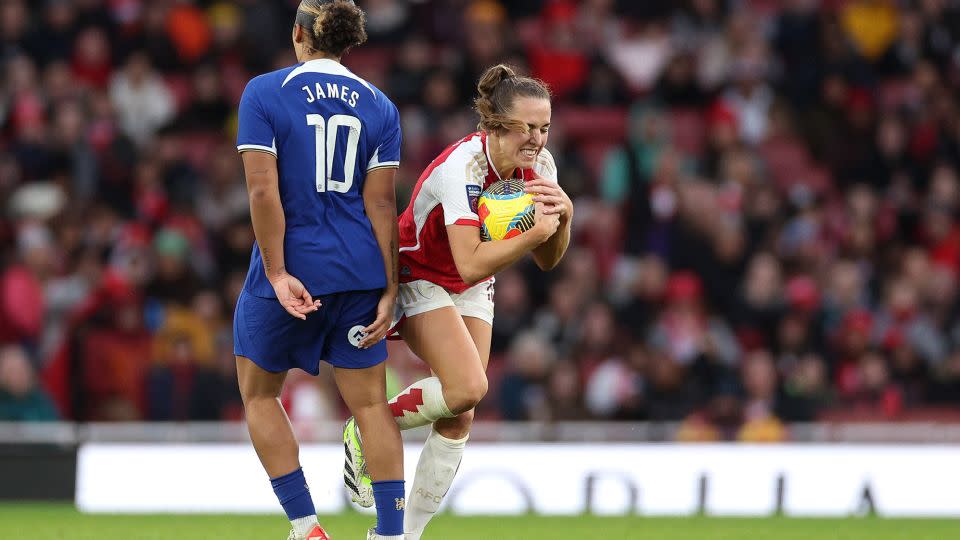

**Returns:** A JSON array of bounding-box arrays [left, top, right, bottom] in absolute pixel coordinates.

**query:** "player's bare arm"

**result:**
[[446, 202, 559, 285], [526, 176, 573, 271], [360, 166, 400, 348], [241, 150, 319, 320]]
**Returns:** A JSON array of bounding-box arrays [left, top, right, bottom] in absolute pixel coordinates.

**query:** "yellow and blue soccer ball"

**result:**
[[478, 179, 535, 242]]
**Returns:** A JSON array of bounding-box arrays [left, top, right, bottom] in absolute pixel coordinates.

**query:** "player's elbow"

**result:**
[[363, 193, 396, 214], [533, 252, 560, 272], [247, 185, 272, 202], [456, 262, 486, 286], [458, 269, 483, 286]]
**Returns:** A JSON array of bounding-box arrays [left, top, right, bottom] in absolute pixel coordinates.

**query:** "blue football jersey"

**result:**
[[236, 59, 401, 298]]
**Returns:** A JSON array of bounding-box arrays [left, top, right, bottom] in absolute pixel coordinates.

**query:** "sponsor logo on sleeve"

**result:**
[[466, 184, 481, 214]]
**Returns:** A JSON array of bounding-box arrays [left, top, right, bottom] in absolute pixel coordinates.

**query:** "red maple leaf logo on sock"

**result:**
[[389, 388, 425, 417]]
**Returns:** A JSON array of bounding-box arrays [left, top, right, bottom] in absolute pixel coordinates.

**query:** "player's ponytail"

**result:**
[[474, 64, 551, 133], [297, 0, 367, 58], [477, 64, 516, 102]]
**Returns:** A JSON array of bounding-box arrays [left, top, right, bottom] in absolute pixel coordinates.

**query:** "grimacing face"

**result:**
[[498, 96, 552, 171]]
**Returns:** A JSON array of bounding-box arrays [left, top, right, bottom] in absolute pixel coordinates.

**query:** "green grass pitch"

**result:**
[[1, 504, 958, 540]]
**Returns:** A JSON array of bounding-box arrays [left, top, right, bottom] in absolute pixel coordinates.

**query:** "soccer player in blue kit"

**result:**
[[233, 2, 404, 539]]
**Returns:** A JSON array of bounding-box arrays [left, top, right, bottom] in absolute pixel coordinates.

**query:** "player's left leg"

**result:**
[[237, 357, 324, 539], [403, 315, 491, 540]]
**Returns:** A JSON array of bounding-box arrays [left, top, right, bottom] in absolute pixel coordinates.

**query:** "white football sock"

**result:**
[[291, 515, 318, 539], [388, 377, 454, 431], [404, 429, 468, 539]]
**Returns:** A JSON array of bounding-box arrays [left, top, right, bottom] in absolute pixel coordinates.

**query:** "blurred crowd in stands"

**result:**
[[3, 0, 960, 441]]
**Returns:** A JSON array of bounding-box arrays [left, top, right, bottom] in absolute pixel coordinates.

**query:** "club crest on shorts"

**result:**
[[348, 325, 367, 348], [466, 184, 481, 214]]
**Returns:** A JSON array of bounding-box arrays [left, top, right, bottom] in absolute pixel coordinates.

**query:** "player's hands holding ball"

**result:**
[[531, 201, 561, 244], [525, 176, 573, 222], [269, 271, 322, 320]]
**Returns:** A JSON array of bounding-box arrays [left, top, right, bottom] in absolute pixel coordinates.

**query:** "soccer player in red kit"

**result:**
[[342, 64, 573, 539]]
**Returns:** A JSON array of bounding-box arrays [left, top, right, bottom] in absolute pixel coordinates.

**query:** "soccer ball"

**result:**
[[478, 179, 536, 242]]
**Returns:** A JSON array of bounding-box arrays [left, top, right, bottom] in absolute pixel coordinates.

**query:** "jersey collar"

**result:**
[[281, 58, 376, 97]]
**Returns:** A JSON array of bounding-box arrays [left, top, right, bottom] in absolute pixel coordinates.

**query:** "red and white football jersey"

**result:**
[[398, 131, 558, 293]]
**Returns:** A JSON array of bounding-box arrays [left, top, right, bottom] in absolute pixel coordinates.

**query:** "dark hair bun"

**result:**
[[310, 1, 367, 57]]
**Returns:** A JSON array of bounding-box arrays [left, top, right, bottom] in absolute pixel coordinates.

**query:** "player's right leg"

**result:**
[[402, 314, 492, 539], [335, 363, 405, 540], [343, 284, 486, 508], [392, 306, 488, 425]]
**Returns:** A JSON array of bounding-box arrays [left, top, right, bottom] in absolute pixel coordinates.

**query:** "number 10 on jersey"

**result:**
[[307, 113, 361, 193]]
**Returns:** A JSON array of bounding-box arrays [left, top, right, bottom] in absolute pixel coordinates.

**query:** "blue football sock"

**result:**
[[372, 480, 405, 536], [270, 467, 316, 521]]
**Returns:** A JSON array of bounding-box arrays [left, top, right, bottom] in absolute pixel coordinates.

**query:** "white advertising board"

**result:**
[[76, 443, 960, 516]]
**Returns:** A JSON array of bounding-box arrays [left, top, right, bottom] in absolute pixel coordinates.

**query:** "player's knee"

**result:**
[[434, 409, 474, 439], [447, 374, 487, 414], [239, 390, 264, 408], [238, 382, 281, 406], [452, 408, 475, 430]]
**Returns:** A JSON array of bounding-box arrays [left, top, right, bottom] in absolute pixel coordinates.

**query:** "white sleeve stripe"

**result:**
[[367, 161, 399, 171], [367, 146, 381, 169], [237, 144, 277, 156]]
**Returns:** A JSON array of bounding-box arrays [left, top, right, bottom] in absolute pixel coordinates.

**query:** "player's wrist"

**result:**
[[381, 285, 399, 299], [266, 266, 289, 283], [531, 223, 554, 244]]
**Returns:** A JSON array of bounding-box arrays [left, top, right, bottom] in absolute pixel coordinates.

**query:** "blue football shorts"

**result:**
[[233, 288, 386, 374]]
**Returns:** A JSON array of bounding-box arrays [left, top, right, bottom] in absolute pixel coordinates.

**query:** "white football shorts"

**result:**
[[389, 278, 495, 337]]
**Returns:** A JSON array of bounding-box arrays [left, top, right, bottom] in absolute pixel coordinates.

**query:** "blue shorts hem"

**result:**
[[325, 344, 388, 369]]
